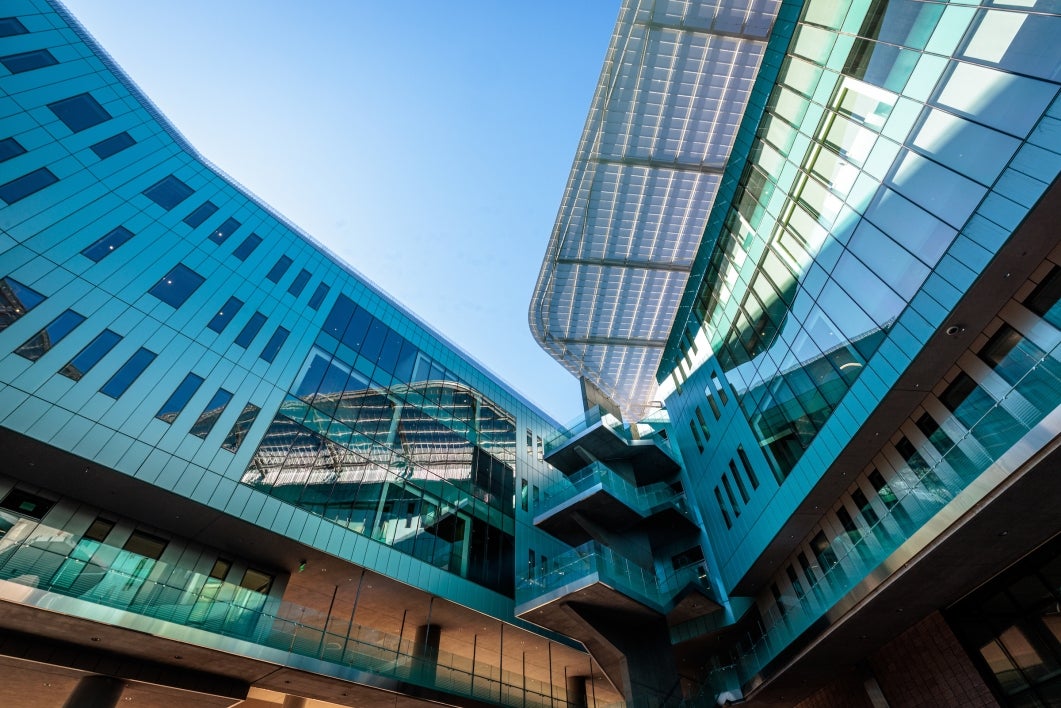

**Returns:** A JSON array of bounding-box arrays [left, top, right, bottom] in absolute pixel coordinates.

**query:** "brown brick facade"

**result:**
[[794, 667, 874, 708]]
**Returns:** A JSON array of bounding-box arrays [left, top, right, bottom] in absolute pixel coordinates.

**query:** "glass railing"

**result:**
[[694, 338, 1061, 700], [0, 527, 570, 708], [544, 406, 623, 454], [535, 462, 694, 524], [516, 540, 709, 613]]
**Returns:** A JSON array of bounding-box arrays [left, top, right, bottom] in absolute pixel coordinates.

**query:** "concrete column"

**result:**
[[566, 675, 588, 708], [282, 696, 307, 708], [62, 675, 125, 708], [414, 623, 441, 683]]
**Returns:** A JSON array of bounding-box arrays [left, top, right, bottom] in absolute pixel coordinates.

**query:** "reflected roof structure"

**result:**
[[529, 0, 780, 420]]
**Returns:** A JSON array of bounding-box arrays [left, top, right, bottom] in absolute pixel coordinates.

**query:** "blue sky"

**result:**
[[63, 0, 620, 423]]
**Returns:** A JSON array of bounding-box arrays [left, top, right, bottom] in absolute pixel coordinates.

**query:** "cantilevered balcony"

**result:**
[[543, 407, 681, 483], [533, 461, 699, 546]]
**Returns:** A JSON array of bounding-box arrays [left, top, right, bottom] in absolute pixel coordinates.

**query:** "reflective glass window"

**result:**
[[730, 460, 750, 503], [99, 347, 156, 398], [1, 49, 57, 74], [232, 233, 262, 260], [148, 264, 205, 308], [0, 17, 28, 36], [689, 420, 704, 453], [737, 445, 759, 489], [0, 167, 57, 204], [222, 403, 260, 452], [206, 296, 243, 333], [714, 486, 732, 528], [156, 373, 204, 423], [90, 131, 135, 160], [0, 488, 53, 519], [190, 388, 233, 438], [142, 175, 193, 210], [183, 201, 218, 228], [259, 326, 289, 363], [209, 217, 241, 245], [0, 276, 45, 332], [307, 282, 329, 310], [48, 93, 111, 133], [59, 329, 120, 380], [234, 312, 267, 348], [721, 474, 741, 516], [265, 256, 292, 283], [1025, 266, 1061, 330], [0, 137, 26, 162], [322, 294, 355, 339], [287, 269, 311, 297], [14, 309, 85, 361], [81, 226, 134, 262]]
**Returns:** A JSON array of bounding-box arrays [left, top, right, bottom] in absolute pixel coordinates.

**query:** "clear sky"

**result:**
[[62, 0, 620, 423]]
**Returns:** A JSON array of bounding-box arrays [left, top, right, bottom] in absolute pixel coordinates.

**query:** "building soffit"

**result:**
[[529, 0, 781, 421]]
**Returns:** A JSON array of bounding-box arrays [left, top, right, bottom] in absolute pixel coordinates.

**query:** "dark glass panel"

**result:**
[[0, 276, 45, 332], [15, 309, 85, 361], [0, 137, 26, 162], [156, 373, 205, 422], [307, 282, 329, 310], [183, 201, 218, 228], [99, 347, 156, 398], [190, 389, 233, 438], [142, 175, 193, 210], [232, 233, 262, 261], [0, 17, 28, 36], [0, 489, 54, 519], [0, 167, 57, 204], [81, 226, 134, 262], [265, 256, 292, 283], [89, 131, 135, 159], [287, 269, 311, 297], [206, 296, 243, 333], [48, 93, 111, 133], [222, 404, 261, 452], [1, 49, 57, 74], [148, 264, 205, 308], [59, 329, 120, 380], [234, 312, 267, 348], [209, 217, 241, 245], [260, 326, 289, 363]]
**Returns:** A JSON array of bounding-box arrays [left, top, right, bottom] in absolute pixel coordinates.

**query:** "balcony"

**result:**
[[533, 462, 699, 546], [0, 527, 571, 708], [544, 407, 681, 483]]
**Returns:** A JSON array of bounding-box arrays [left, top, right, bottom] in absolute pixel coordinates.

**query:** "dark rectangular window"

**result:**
[[852, 488, 880, 527], [288, 269, 311, 297], [142, 174, 193, 210], [259, 326, 289, 363], [714, 487, 732, 528], [148, 264, 205, 308], [786, 565, 804, 599], [939, 372, 978, 415], [0, 276, 45, 332], [84, 518, 115, 542], [1, 49, 57, 74], [81, 226, 134, 262], [737, 445, 759, 490], [183, 200, 218, 228], [15, 309, 85, 361], [694, 407, 711, 443], [234, 312, 267, 348], [59, 329, 120, 380], [265, 255, 293, 283], [307, 282, 329, 310], [712, 371, 729, 405], [209, 217, 241, 245], [156, 373, 205, 423], [0, 167, 57, 204], [221, 403, 260, 452], [729, 460, 750, 503], [1025, 265, 1061, 328], [190, 388, 233, 438], [232, 233, 262, 260], [689, 420, 704, 453], [868, 468, 898, 509], [798, 551, 817, 584], [0, 137, 25, 162], [123, 531, 167, 560], [99, 347, 156, 398], [721, 474, 741, 516], [0, 18, 28, 36], [48, 93, 111, 133], [90, 131, 135, 159], [0, 489, 54, 519], [206, 296, 243, 333], [520, 479, 528, 511]]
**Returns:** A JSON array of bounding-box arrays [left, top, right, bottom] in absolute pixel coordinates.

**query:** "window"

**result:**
[[307, 282, 329, 310], [288, 269, 311, 297], [48, 93, 111, 133], [0, 167, 57, 204], [239, 568, 273, 594], [90, 132, 135, 159], [526, 429, 534, 456], [0, 17, 28, 36], [234, 312, 267, 348], [798, 551, 816, 584], [737, 446, 759, 490], [520, 479, 528, 511], [100, 347, 156, 398], [148, 264, 205, 308], [1, 49, 57, 74], [0, 488, 54, 519], [0, 137, 25, 162], [265, 255, 293, 283], [59, 329, 120, 380], [209, 217, 241, 245], [123, 531, 167, 560], [206, 296, 243, 333], [15, 309, 85, 361], [142, 174, 192, 210], [0, 276, 44, 332], [868, 468, 898, 509], [222, 403, 260, 452], [729, 460, 750, 503], [232, 233, 262, 260], [259, 326, 289, 363], [81, 226, 134, 262], [537, 436, 543, 462], [83, 518, 114, 542], [1024, 265, 1061, 329], [721, 474, 741, 516], [190, 388, 233, 438], [714, 487, 732, 528], [689, 420, 704, 453], [183, 201, 218, 228], [694, 407, 711, 444], [155, 373, 204, 422], [712, 371, 729, 405]]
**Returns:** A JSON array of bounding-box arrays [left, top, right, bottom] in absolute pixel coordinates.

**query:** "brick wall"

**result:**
[[794, 667, 873, 708]]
